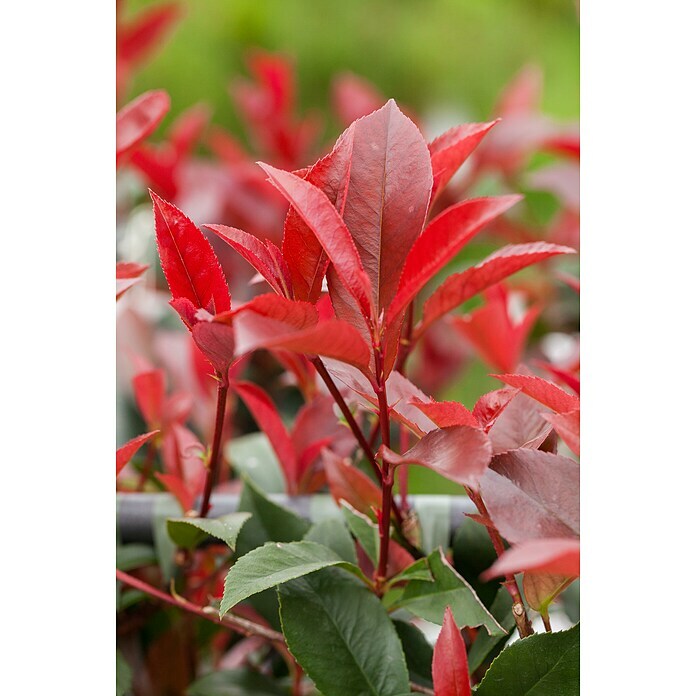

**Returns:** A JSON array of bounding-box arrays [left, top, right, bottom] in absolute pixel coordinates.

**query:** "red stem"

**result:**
[[375, 348, 393, 589], [199, 376, 229, 518]]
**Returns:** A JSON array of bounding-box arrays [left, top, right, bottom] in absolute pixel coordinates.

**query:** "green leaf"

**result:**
[[153, 495, 181, 581], [116, 650, 132, 696], [226, 432, 285, 494], [279, 568, 410, 696], [220, 541, 364, 617], [340, 501, 379, 565], [386, 557, 433, 588], [561, 580, 580, 624], [166, 513, 251, 550], [475, 623, 580, 695], [235, 477, 310, 556], [467, 588, 515, 674], [452, 516, 500, 607], [304, 518, 357, 564], [186, 668, 285, 696], [395, 549, 505, 636], [116, 544, 156, 572], [393, 619, 433, 688]]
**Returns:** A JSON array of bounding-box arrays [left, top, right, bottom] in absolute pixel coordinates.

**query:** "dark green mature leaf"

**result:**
[[393, 619, 433, 688], [235, 476, 310, 555], [116, 650, 132, 696], [395, 549, 504, 636], [167, 513, 251, 550], [279, 567, 410, 696], [468, 588, 515, 674], [452, 516, 500, 607], [116, 544, 156, 571], [225, 433, 285, 494], [304, 518, 358, 564], [186, 668, 285, 696], [475, 623, 580, 695], [220, 541, 364, 617], [340, 501, 379, 565], [387, 557, 433, 588]]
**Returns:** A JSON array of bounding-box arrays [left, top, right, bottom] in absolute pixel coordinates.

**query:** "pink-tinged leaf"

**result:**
[[534, 360, 580, 396], [116, 90, 170, 164], [150, 192, 231, 319], [419, 242, 576, 336], [282, 126, 354, 302], [132, 369, 165, 428], [155, 472, 194, 512], [116, 261, 149, 300], [556, 271, 580, 294], [323, 450, 382, 516], [169, 103, 210, 158], [495, 65, 543, 116], [481, 538, 580, 580], [543, 408, 580, 456], [339, 99, 432, 312], [205, 224, 292, 297], [291, 396, 351, 460], [191, 321, 237, 377], [381, 426, 492, 488], [429, 120, 498, 204], [332, 72, 385, 126], [522, 573, 574, 614], [118, 3, 180, 65], [230, 381, 298, 492], [259, 162, 374, 320], [487, 392, 553, 455], [388, 196, 521, 323], [432, 606, 471, 696], [116, 430, 159, 475], [410, 398, 479, 429], [473, 387, 519, 430], [492, 373, 579, 414], [452, 285, 540, 374], [480, 449, 579, 543]]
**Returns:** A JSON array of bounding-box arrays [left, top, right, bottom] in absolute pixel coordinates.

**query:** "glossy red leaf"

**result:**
[[231, 381, 297, 491], [429, 120, 498, 204], [481, 538, 580, 580], [418, 242, 575, 336], [332, 72, 385, 126], [282, 126, 354, 302], [116, 430, 159, 476], [452, 285, 540, 374], [150, 192, 231, 321], [432, 606, 471, 696], [472, 387, 519, 430], [339, 99, 432, 313], [410, 398, 479, 430], [132, 369, 165, 428], [259, 162, 374, 321], [191, 321, 237, 378], [491, 373, 579, 414], [387, 196, 521, 323], [381, 425, 492, 489], [116, 90, 170, 165], [323, 450, 382, 516], [534, 360, 580, 395], [480, 449, 579, 543], [543, 408, 580, 456], [206, 224, 292, 297]]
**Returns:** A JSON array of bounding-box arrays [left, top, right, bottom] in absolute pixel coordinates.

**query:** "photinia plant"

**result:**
[[117, 59, 579, 695]]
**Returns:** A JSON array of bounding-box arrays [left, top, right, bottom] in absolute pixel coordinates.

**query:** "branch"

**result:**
[[199, 376, 229, 517]]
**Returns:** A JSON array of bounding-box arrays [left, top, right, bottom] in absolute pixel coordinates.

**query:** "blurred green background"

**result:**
[[126, 0, 579, 138]]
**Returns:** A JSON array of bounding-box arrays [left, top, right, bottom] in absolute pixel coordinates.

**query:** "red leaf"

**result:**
[[206, 224, 292, 297], [481, 538, 580, 580], [451, 285, 540, 374], [388, 196, 521, 323], [116, 90, 170, 165], [410, 398, 479, 429], [132, 369, 165, 429], [534, 360, 580, 395], [473, 387, 519, 430], [429, 120, 498, 204], [480, 449, 579, 543], [150, 192, 231, 320], [116, 261, 148, 300], [419, 242, 576, 336], [155, 472, 194, 512], [332, 72, 385, 126], [381, 426, 492, 488], [491, 373, 579, 414], [231, 381, 298, 492], [116, 430, 159, 475], [487, 392, 553, 454], [282, 127, 354, 302], [118, 3, 180, 65], [323, 450, 382, 516], [338, 99, 432, 313], [432, 606, 471, 696], [191, 321, 237, 378], [259, 162, 374, 321], [543, 408, 580, 456]]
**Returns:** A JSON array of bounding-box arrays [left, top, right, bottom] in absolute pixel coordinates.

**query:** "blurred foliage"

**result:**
[[126, 0, 579, 143]]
